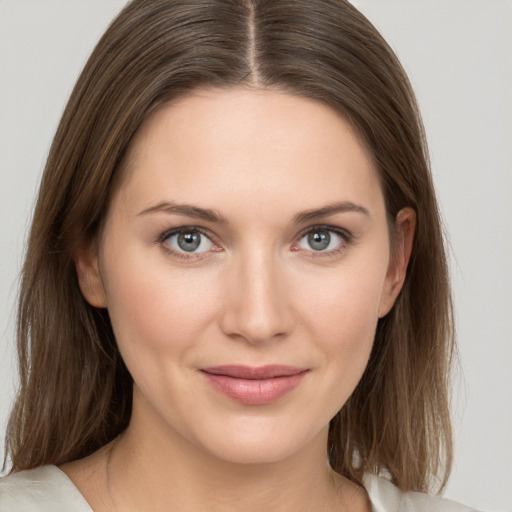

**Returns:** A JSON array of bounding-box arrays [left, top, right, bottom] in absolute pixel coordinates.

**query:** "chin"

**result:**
[[202, 438, 305, 466], [188, 416, 326, 466]]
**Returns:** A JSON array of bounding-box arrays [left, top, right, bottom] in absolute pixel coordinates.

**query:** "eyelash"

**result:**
[[157, 227, 219, 261], [157, 224, 354, 261], [293, 224, 353, 258]]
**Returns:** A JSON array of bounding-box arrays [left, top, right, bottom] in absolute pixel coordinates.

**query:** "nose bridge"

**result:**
[[220, 245, 291, 344]]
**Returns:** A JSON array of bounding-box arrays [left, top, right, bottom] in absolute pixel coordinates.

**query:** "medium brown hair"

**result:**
[[5, 0, 454, 492]]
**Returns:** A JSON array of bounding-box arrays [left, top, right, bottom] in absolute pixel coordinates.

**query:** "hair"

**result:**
[[5, 0, 454, 493]]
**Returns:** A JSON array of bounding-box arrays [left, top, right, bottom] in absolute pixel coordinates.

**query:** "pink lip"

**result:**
[[201, 365, 309, 405]]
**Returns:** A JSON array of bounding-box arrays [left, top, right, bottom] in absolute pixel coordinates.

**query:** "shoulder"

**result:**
[[363, 473, 480, 512], [0, 465, 92, 512]]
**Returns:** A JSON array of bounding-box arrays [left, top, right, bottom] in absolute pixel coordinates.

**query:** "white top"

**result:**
[[0, 465, 479, 511]]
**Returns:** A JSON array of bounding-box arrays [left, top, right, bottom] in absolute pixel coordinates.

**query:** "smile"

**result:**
[[200, 365, 309, 405]]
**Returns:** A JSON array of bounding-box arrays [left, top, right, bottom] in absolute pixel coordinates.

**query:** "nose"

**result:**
[[219, 249, 293, 345]]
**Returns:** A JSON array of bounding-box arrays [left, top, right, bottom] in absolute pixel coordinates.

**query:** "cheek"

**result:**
[[319, 284, 378, 378], [101, 247, 219, 367], [297, 261, 386, 342], [291, 259, 387, 397]]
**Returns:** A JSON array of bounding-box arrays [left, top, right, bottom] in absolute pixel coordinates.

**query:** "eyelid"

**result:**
[[295, 224, 353, 241], [157, 226, 221, 259], [292, 224, 354, 255]]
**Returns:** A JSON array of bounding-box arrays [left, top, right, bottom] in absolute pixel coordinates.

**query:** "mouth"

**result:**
[[200, 365, 309, 405]]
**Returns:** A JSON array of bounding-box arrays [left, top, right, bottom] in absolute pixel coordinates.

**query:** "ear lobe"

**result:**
[[378, 207, 416, 318], [74, 241, 107, 308]]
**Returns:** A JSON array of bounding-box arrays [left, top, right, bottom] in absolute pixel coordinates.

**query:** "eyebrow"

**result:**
[[138, 202, 228, 224], [293, 201, 370, 223], [138, 200, 369, 225]]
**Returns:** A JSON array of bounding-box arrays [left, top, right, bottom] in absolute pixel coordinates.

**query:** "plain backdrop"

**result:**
[[0, 1, 511, 511]]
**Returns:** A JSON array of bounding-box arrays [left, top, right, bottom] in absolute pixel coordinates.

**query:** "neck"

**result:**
[[107, 396, 351, 511]]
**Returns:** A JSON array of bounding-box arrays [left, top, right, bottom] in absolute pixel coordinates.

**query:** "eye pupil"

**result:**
[[178, 231, 201, 252], [308, 231, 330, 251]]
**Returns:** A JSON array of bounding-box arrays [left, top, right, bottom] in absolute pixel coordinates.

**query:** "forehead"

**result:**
[[115, 87, 384, 221]]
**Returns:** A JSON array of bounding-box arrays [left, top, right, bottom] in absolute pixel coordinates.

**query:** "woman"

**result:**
[[0, 0, 477, 510]]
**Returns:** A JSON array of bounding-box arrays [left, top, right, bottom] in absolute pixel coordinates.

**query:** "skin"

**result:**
[[65, 87, 415, 511]]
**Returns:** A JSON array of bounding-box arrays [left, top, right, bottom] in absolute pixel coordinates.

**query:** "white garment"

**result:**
[[0, 466, 90, 512], [0, 465, 479, 511]]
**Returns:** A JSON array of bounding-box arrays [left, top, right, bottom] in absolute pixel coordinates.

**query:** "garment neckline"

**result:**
[[32, 465, 386, 511]]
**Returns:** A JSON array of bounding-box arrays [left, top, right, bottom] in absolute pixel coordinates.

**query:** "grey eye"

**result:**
[[177, 231, 201, 252], [308, 231, 331, 251], [297, 228, 345, 252], [165, 229, 213, 253]]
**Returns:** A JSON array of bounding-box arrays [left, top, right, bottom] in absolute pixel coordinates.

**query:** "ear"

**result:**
[[74, 240, 107, 308], [378, 207, 416, 318]]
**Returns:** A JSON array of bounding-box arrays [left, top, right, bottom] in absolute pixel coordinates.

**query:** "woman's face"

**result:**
[[78, 88, 412, 464]]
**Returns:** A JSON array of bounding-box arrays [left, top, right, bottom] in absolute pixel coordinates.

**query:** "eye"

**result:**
[[162, 228, 214, 254], [295, 227, 349, 253]]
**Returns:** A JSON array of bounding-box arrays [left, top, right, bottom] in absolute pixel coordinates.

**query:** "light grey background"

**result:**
[[1, 1, 510, 510]]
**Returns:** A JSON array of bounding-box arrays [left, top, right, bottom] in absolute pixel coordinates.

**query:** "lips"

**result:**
[[201, 365, 308, 405]]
